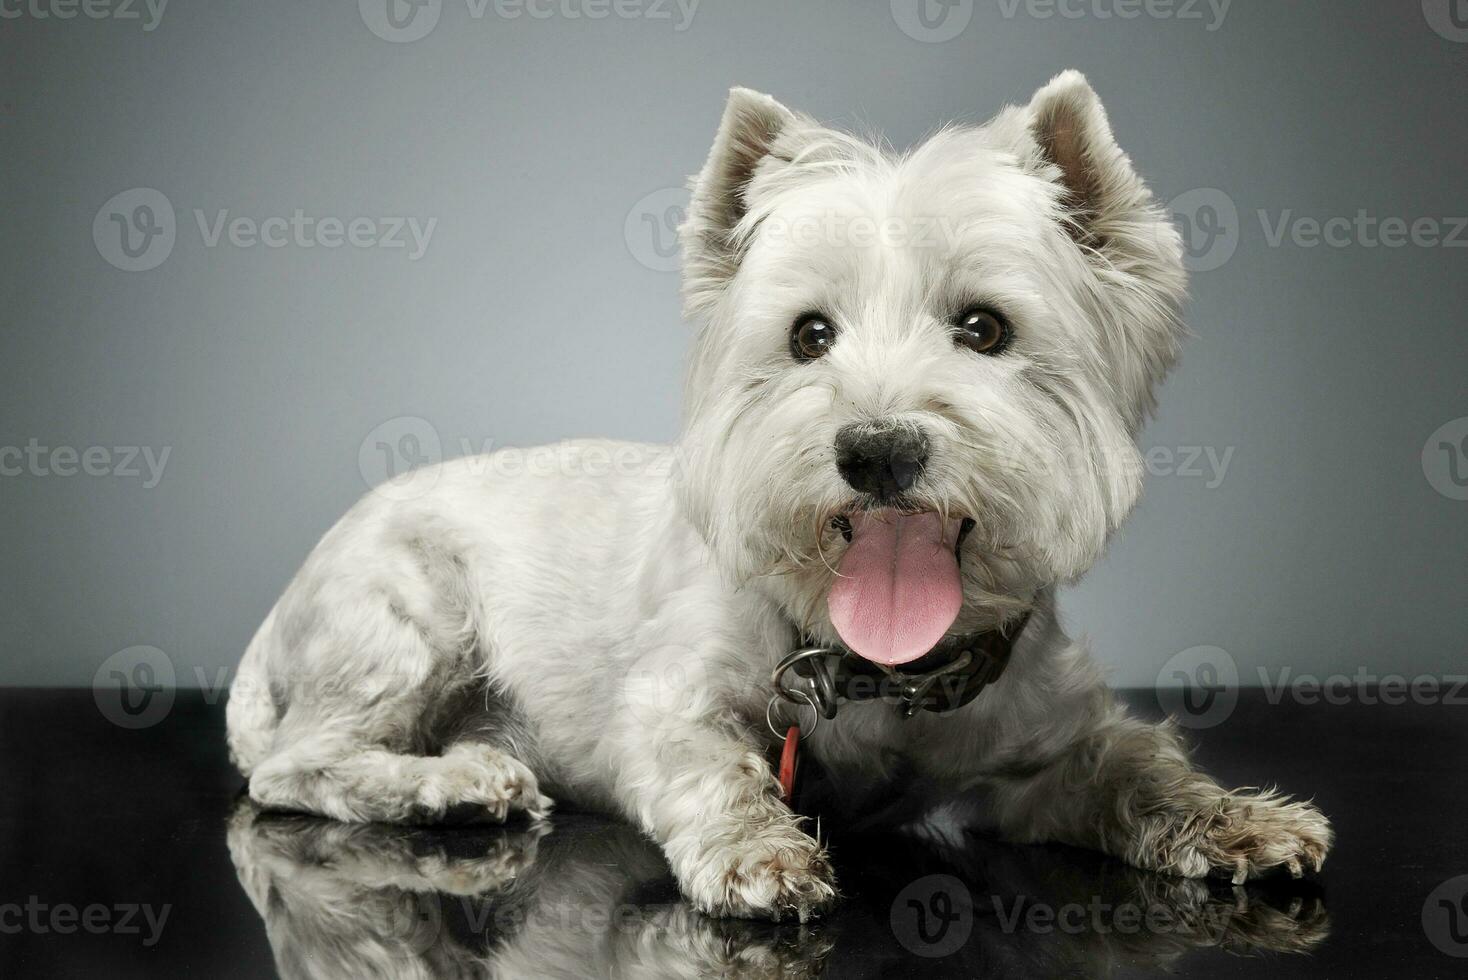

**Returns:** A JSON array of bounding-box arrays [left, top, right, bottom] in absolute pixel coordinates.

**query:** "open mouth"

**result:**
[[826, 509, 976, 667]]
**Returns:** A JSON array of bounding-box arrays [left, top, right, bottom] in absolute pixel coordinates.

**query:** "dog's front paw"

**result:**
[[670, 818, 837, 922], [1139, 790, 1332, 883]]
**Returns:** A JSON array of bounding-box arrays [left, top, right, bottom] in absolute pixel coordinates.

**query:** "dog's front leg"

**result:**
[[988, 699, 1332, 883], [611, 709, 835, 921]]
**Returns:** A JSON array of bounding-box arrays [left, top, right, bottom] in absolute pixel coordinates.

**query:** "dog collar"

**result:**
[[770, 612, 1031, 723]]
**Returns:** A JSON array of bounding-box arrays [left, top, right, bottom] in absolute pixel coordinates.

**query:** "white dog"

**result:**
[[227, 72, 1331, 921]]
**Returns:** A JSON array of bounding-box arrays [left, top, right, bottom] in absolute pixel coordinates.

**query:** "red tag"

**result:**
[[778, 725, 800, 801]]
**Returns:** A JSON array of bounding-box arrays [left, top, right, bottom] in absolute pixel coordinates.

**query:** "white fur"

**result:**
[[227, 72, 1331, 920]]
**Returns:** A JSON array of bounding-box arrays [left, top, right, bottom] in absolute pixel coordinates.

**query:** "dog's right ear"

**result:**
[[681, 88, 802, 317]]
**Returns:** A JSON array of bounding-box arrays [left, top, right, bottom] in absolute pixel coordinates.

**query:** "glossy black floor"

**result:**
[[1, 688, 1464, 978]]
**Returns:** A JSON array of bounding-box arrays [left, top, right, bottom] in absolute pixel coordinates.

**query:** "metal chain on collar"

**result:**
[[769, 645, 979, 726], [765, 614, 1031, 732]]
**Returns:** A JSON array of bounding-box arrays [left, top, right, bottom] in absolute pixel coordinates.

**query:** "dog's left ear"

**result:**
[[1018, 70, 1155, 249], [681, 88, 812, 317], [1006, 71, 1187, 425]]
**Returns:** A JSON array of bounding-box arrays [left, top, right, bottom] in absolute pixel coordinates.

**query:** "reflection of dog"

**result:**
[[226, 801, 1327, 978], [227, 71, 1331, 920], [226, 802, 835, 979]]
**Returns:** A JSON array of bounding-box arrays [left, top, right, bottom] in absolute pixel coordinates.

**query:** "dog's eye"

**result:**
[[791, 314, 838, 361], [953, 307, 1010, 355]]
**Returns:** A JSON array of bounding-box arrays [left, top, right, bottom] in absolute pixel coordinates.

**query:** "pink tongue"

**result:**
[[827, 511, 963, 666]]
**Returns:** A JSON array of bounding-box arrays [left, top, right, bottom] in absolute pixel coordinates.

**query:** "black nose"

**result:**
[[835, 422, 930, 499]]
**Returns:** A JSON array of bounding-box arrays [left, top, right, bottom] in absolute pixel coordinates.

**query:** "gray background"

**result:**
[[3, 0, 1464, 688]]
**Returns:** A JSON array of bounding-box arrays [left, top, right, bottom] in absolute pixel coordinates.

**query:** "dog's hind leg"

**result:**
[[238, 526, 552, 826], [244, 647, 552, 824], [249, 735, 552, 825], [225, 611, 281, 777]]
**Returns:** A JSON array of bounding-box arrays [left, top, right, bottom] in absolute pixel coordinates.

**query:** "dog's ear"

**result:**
[[681, 88, 805, 317], [1018, 70, 1152, 249], [1004, 71, 1187, 427]]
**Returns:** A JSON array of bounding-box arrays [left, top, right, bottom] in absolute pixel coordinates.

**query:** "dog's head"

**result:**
[[675, 72, 1186, 664]]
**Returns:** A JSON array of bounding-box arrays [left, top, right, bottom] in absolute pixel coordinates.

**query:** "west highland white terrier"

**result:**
[[227, 72, 1332, 920]]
